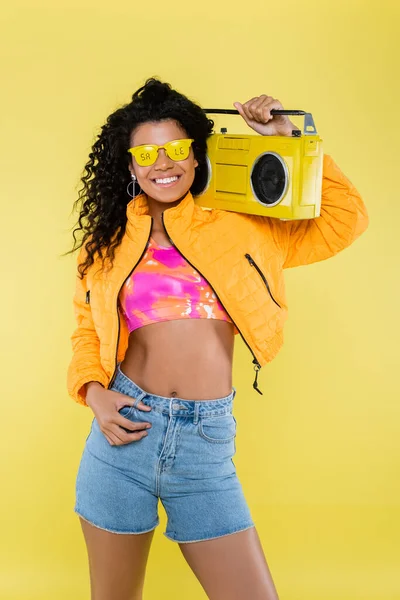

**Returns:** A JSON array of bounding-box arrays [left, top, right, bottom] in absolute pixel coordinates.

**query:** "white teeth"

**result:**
[[154, 176, 179, 184]]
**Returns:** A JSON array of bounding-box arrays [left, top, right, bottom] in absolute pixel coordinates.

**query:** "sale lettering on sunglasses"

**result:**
[[128, 139, 194, 166]]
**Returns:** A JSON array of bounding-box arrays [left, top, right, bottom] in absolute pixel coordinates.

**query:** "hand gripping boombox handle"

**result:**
[[202, 108, 317, 136]]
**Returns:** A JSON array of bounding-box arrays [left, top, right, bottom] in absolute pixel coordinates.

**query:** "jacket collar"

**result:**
[[126, 189, 196, 224]]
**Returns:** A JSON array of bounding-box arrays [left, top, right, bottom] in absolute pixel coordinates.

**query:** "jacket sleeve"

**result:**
[[66, 244, 109, 407], [267, 153, 369, 268]]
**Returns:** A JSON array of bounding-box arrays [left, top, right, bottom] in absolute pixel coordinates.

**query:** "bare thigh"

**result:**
[[79, 516, 155, 600], [179, 527, 280, 600]]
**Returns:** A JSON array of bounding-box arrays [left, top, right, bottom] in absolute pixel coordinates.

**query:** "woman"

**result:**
[[67, 77, 369, 600]]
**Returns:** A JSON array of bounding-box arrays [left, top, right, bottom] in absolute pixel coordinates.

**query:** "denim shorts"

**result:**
[[74, 362, 255, 543]]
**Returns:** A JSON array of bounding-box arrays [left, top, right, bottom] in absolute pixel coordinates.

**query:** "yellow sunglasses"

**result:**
[[127, 138, 194, 167]]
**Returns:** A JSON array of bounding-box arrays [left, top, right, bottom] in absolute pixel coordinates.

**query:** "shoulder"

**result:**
[[201, 205, 276, 240], [196, 203, 273, 227]]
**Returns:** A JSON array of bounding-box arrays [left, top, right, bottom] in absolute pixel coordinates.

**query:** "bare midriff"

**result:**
[[119, 230, 235, 401], [120, 319, 235, 400]]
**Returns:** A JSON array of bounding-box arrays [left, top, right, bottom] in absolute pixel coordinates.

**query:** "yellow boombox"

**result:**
[[195, 109, 323, 220]]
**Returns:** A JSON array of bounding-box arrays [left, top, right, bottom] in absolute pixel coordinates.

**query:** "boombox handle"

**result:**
[[202, 109, 317, 137]]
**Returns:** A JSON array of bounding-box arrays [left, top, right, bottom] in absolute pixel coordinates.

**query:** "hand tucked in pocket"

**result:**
[[85, 381, 152, 447]]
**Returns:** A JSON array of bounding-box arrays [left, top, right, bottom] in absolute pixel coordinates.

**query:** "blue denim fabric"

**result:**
[[74, 362, 255, 543]]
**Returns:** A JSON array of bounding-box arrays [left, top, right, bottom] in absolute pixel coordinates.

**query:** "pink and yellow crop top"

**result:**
[[118, 237, 239, 334]]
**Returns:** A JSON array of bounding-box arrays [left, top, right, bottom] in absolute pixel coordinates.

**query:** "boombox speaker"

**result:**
[[195, 109, 323, 220]]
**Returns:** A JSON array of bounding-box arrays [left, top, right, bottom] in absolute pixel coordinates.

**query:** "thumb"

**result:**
[[233, 102, 249, 124], [233, 101, 246, 118], [135, 399, 152, 412], [119, 393, 152, 412]]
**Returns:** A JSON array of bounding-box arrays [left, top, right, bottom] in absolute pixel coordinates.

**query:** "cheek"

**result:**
[[136, 167, 152, 181], [183, 158, 196, 173]]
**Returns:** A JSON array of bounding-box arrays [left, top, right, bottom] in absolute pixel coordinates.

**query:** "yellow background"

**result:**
[[1, 0, 399, 598]]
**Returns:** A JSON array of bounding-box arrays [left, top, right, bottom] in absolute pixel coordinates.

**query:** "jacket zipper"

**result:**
[[245, 254, 282, 309], [85, 290, 90, 304], [161, 213, 263, 395], [108, 219, 154, 389]]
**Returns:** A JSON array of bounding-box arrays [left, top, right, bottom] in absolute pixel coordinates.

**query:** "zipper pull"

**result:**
[[245, 254, 254, 266], [252, 359, 263, 395], [85, 290, 90, 304]]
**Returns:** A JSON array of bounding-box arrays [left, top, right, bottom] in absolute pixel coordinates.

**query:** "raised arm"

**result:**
[[268, 153, 369, 268]]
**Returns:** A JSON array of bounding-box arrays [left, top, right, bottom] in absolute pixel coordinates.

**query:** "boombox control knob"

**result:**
[[220, 127, 227, 133]]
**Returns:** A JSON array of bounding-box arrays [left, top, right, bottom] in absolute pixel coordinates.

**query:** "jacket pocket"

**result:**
[[245, 254, 282, 308]]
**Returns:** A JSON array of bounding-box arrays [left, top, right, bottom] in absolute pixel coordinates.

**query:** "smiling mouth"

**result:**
[[151, 175, 182, 187]]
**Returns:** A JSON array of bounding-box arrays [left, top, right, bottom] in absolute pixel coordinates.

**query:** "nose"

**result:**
[[153, 148, 174, 170]]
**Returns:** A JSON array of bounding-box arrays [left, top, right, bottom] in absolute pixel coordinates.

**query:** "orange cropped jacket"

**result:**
[[67, 154, 369, 406]]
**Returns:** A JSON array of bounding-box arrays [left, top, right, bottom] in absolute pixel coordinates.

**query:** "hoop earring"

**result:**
[[127, 173, 143, 199]]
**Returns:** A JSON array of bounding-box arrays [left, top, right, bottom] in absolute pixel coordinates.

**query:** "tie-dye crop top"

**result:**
[[118, 237, 239, 334]]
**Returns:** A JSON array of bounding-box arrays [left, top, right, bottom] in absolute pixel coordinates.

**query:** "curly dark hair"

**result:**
[[64, 77, 214, 278]]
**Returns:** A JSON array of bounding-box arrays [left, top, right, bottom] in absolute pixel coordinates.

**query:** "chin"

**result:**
[[142, 180, 193, 203]]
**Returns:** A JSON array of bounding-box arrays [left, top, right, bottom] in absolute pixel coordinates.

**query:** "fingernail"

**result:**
[[146, 424, 151, 428]]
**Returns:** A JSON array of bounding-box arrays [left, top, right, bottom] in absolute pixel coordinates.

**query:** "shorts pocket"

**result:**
[[198, 414, 237, 444], [118, 405, 135, 419]]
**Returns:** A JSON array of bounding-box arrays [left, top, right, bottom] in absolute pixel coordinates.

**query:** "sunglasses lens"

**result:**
[[135, 146, 158, 166], [166, 140, 192, 161]]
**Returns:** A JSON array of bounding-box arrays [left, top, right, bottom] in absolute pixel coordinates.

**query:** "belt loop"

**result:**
[[193, 402, 200, 425], [133, 391, 146, 408]]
